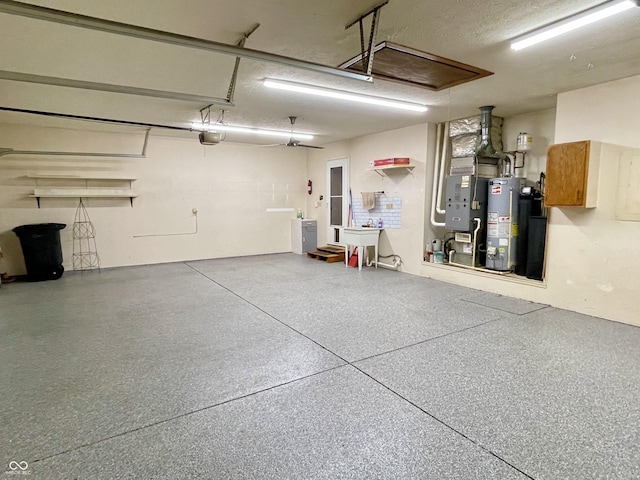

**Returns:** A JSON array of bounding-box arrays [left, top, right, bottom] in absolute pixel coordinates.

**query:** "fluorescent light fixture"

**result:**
[[511, 0, 638, 51], [265, 208, 296, 212], [191, 122, 313, 141], [263, 78, 428, 112]]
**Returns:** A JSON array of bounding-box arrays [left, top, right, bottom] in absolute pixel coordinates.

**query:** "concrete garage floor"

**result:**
[[1, 253, 639, 479]]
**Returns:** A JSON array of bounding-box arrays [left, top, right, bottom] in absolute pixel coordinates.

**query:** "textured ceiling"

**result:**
[[0, 0, 639, 145]]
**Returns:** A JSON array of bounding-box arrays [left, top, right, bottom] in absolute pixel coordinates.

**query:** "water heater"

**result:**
[[486, 177, 520, 271]]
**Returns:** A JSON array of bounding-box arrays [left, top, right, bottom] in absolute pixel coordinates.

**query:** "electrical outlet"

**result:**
[[386, 203, 393, 209]]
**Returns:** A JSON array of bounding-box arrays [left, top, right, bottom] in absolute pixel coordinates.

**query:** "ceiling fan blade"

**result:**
[[285, 115, 320, 148], [296, 144, 324, 149]]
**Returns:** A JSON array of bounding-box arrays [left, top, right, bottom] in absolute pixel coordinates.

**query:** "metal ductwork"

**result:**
[[476, 105, 500, 159]]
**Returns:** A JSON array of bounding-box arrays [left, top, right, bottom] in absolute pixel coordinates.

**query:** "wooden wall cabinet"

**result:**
[[545, 140, 600, 208]]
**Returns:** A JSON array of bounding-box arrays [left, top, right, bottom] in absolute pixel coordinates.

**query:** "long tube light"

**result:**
[[191, 122, 313, 141], [511, 0, 638, 51], [263, 79, 428, 113]]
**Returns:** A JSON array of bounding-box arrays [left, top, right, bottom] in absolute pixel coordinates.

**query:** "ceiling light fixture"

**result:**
[[263, 78, 428, 112], [191, 122, 313, 141], [511, 0, 638, 51]]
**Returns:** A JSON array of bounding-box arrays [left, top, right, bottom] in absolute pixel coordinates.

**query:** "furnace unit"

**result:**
[[445, 175, 489, 232], [445, 174, 488, 267]]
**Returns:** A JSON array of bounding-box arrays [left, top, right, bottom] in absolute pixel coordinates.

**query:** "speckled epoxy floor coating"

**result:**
[[1, 253, 638, 479]]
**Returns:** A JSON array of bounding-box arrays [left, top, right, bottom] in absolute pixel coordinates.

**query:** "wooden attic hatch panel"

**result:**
[[339, 41, 493, 91]]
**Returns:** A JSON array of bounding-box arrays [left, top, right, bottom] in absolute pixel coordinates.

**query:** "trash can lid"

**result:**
[[13, 223, 67, 234]]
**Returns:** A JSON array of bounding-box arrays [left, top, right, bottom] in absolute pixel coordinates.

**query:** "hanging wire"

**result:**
[[215, 110, 227, 141], [199, 105, 227, 141]]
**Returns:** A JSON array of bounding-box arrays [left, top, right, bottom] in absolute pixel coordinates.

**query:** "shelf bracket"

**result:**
[[370, 165, 415, 176]]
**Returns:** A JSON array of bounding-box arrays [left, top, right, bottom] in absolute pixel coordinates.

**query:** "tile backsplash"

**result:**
[[352, 196, 402, 228]]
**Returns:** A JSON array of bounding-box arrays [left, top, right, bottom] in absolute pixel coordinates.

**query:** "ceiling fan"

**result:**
[[284, 116, 323, 149]]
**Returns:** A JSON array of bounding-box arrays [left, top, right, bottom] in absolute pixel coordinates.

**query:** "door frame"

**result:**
[[326, 157, 350, 246]]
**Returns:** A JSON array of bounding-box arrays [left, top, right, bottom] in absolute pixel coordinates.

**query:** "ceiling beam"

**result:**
[[0, 0, 373, 83], [0, 106, 193, 132], [0, 70, 233, 105]]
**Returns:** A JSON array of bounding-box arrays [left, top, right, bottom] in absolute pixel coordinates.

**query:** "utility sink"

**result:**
[[343, 227, 382, 270]]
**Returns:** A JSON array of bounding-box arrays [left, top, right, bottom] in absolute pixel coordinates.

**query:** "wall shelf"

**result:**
[[27, 175, 137, 207], [369, 164, 414, 176]]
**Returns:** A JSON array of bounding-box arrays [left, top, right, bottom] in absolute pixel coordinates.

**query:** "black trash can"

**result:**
[[13, 223, 66, 281]]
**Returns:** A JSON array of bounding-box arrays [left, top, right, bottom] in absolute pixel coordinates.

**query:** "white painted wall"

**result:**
[[502, 108, 556, 185], [0, 124, 308, 274], [549, 75, 640, 324], [306, 146, 349, 247], [308, 123, 430, 275]]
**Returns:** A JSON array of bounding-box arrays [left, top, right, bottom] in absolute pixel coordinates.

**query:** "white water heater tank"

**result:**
[[486, 177, 520, 271]]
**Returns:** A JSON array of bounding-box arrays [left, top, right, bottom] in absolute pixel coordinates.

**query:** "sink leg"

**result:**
[[375, 244, 378, 268]]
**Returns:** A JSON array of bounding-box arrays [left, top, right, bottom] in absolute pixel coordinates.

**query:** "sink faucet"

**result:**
[[367, 218, 373, 227]]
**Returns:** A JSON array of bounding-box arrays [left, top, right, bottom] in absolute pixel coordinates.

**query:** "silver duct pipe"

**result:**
[[502, 155, 513, 177], [0, 0, 372, 83], [476, 105, 500, 159]]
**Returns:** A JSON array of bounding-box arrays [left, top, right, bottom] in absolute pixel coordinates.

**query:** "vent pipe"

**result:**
[[476, 105, 500, 159]]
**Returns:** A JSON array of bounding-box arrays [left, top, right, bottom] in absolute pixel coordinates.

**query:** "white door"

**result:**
[[326, 157, 349, 245]]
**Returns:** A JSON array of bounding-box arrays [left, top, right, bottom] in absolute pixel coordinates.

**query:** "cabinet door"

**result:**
[[302, 225, 317, 252], [545, 140, 589, 207]]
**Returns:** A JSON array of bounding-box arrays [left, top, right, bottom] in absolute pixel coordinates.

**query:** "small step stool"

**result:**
[[306, 245, 345, 263]]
